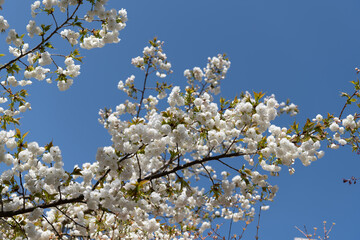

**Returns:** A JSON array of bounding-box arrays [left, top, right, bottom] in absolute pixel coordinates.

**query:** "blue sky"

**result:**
[[2, 0, 360, 239]]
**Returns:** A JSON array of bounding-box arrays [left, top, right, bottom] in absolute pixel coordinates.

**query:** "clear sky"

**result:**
[[2, 0, 360, 239]]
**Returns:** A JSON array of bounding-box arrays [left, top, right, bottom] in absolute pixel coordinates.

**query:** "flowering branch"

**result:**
[[141, 152, 256, 182], [0, 1, 358, 239], [0, 195, 85, 218]]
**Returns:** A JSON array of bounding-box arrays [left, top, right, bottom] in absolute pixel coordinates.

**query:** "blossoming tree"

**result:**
[[0, 0, 359, 239]]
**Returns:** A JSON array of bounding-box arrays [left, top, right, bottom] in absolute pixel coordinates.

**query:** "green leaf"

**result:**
[[45, 42, 54, 49], [244, 169, 252, 176], [253, 91, 266, 103], [138, 180, 149, 187], [22, 131, 29, 139], [41, 24, 52, 32], [45, 141, 53, 151], [15, 128, 21, 137], [71, 167, 83, 176]]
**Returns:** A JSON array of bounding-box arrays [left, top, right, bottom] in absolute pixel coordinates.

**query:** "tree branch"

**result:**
[[0, 195, 85, 218], [42, 214, 63, 239], [141, 151, 256, 181], [136, 61, 151, 118], [339, 90, 359, 119]]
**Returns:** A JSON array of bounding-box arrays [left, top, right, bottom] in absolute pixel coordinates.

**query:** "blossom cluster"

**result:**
[[56, 57, 80, 91], [80, 5, 128, 49], [26, 20, 42, 38], [0, 1, 360, 239], [184, 54, 230, 95], [0, 15, 9, 32], [60, 29, 80, 46], [131, 38, 172, 76], [6, 29, 23, 47]]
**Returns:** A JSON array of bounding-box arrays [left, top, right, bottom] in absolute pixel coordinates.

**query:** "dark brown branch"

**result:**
[[42, 214, 63, 239], [19, 172, 25, 209], [50, 12, 59, 29], [0, 151, 253, 219], [50, 55, 59, 69], [92, 153, 131, 191], [339, 90, 358, 119], [141, 151, 255, 182], [200, 163, 215, 185], [224, 137, 238, 155], [187, 168, 221, 183], [0, 217, 15, 228], [217, 158, 240, 173], [55, 206, 88, 229], [0, 153, 133, 218], [136, 61, 151, 118], [0, 195, 84, 218], [151, 152, 182, 177], [11, 216, 28, 239], [17, 59, 28, 68], [136, 153, 142, 180]]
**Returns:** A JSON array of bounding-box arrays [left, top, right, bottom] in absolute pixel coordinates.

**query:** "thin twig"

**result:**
[[19, 172, 25, 209], [92, 153, 131, 191], [50, 55, 59, 69], [217, 158, 239, 173], [11, 216, 28, 239], [304, 225, 309, 238], [17, 59, 28, 68], [152, 152, 182, 176], [339, 90, 358, 119], [136, 153, 142, 180], [55, 206, 88, 229], [200, 163, 215, 185], [137, 61, 152, 118], [238, 220, 250, 240], [141, 151, 257, 182], [42, 214, 63, 239], [228, 216, 233, 240], [295, 226, 307, 237], [50, 12, 59, 28], [255, 206, 262, 240], [224, 137, 238, 154]]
